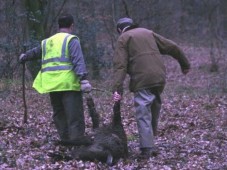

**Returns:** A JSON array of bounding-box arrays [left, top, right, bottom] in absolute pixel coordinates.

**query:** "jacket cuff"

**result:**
[[79, 74, 87, 81]]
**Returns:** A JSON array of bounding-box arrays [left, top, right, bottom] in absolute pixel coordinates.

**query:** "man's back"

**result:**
[[121, 28, 161, 58], [114, 27, 166, 92]]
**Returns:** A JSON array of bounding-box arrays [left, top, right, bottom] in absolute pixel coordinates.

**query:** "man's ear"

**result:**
[[117, 28, 122, 34], [70, 24, 74, 31]]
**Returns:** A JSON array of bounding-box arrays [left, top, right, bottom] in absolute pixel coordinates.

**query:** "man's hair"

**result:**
[[58, 13, 74, 28]]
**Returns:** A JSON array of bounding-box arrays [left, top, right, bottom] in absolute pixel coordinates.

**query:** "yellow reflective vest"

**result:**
[[33, 33, 81, 94]]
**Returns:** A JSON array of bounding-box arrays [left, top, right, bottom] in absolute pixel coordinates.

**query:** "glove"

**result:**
[[19, 53, 26, 64], [81, 80, 92, 93], [113, 91, 121, 102]]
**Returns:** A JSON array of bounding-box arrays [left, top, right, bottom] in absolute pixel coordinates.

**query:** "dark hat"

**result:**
[[117, 17, 133, 26]]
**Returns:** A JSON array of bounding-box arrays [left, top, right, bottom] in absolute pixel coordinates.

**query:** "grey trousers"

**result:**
[[49, 91, 85, 141], [134, 87, 163, 149]]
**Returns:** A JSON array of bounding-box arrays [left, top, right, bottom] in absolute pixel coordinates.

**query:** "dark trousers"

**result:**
[[49, 91, 85, 141]]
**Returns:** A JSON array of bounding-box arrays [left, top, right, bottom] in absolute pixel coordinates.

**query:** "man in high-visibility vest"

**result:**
[[19, 13, 91, 143]]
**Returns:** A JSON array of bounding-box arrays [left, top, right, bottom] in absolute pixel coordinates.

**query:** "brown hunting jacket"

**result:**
[[112, 27, 190, 93]]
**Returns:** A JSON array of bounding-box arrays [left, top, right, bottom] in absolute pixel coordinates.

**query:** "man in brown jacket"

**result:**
[[112, 17, 190, 159]]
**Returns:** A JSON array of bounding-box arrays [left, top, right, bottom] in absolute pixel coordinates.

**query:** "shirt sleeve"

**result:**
[[68, 38, 88, 80], [24, 45, 42, 61]]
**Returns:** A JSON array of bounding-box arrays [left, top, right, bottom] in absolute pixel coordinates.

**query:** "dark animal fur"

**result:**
[[71, 101, 128, 165], [86, 96, 100, 129], [49, 99, 128, 165]]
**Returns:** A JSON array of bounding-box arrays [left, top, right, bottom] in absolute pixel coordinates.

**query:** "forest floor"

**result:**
[[0, 46, 226, 170]]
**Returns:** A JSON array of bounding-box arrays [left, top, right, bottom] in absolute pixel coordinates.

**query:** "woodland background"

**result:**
[[0, 0, 226, 170], [0, 0, 226, 79]]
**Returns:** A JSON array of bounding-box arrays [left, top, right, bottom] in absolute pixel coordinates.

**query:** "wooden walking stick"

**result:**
[[22, 46, 28, 124]]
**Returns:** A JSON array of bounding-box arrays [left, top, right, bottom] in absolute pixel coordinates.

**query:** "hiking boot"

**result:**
[[139, 147, 159, 159]]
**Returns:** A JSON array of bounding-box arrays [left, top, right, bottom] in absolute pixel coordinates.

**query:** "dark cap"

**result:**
[[117, 17, 133, 26], [116, 17, 134, 33]]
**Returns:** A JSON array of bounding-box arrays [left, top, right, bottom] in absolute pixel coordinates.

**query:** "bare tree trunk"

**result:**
[[23, 0, 68, 78], [23, 0, 46, 78], [24, 0, 45, 40]]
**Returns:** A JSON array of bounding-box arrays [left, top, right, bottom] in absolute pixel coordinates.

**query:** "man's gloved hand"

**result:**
[[113, 91, 122, 102], [19, 53, 26, 64], [81, 80, 92, 93]]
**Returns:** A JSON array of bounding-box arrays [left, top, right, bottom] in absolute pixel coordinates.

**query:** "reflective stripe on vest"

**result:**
[[41, 65, 73, 73], [41, 34, 72, 73]]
